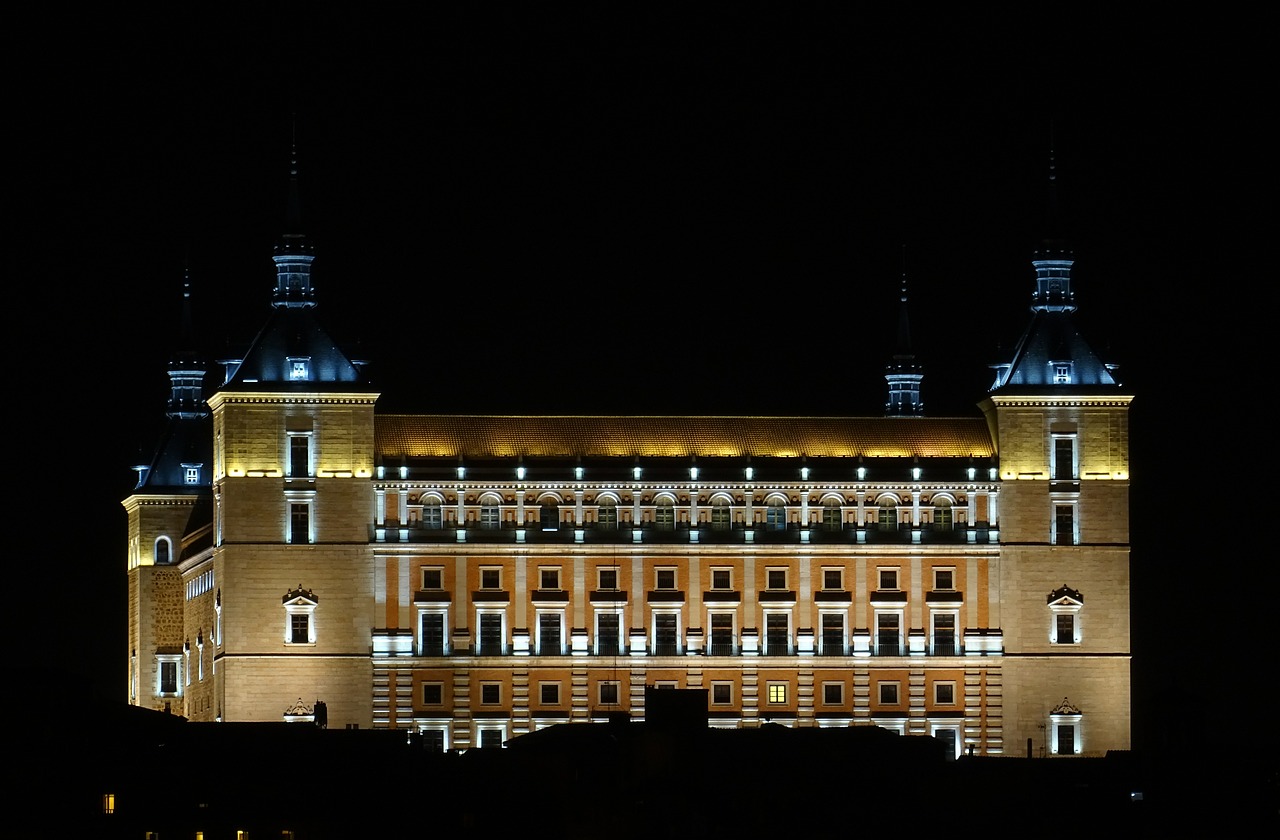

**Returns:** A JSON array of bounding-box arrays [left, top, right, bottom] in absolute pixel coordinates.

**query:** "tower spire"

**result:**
[[272, 116, 317, 309], [166, 267, 209, 419], [1030, 125, 1075, 313], [885, 246, 923, 416]]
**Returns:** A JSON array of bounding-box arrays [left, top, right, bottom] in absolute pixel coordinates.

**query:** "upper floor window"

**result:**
[[479, 497, 501, 530], [822, 568, 843, 590], [283, 586, 318, 645], [288, 433, 311, 479], [766, 568, 787, 590], [540, 501, 559, 531], [183, 464, 202, 485], [154, 536, 172, 565], [1054, 503, 1076, 545], [765, 498, 787, 531], [766, 682, 788, 704], [878, 498, 898, 530], [821, 498, 842, 531], [480, 568, 502, 590], [1051, 361, 1073, 384], [654, 498, 675, 530], [933, 497, 953, 530], [710, 498, 732, 531], [421, 567, 444, 590], [933, 568, 954, 591], [422, 500, 443, 529], [289, 502, 310, 544], [1053, 435, 1077, 481], [597, 497, 618, 530], [710, 568, 732, 590], [655, 568, 677, 590], [539, 567, 561, 590], [878, 567, 899, 591], [597, 567, 619, 590]]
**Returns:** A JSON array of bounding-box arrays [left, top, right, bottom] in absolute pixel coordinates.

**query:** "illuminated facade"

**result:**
[[124, 169, 1133, 759]]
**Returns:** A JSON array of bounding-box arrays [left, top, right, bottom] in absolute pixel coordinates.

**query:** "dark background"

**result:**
[[19, 6, 1264, 777]]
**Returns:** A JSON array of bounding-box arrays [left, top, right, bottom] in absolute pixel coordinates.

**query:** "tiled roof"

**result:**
[[374, 415, 994, 459]]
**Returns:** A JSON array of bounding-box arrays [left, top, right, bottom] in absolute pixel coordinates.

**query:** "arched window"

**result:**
[[654, 497, 675, 530], [540, 500, 560, 531], [766, 498, 787, 531], [711, 498, 732, 531], [878, 498, 898, 530], [597, 497, 618, 530], [422, 497, 443, 529], [821, 498, 842, 531], [934, 497, 953, 530], [479, 496, 501, 530], [154, 537, 172, 565]]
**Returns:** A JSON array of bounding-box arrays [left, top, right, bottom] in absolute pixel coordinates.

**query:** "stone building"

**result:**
[[124, 159, 1132, 759]]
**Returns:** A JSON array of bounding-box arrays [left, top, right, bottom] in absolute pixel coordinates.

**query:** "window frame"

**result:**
[[421, 681, 444, 706]]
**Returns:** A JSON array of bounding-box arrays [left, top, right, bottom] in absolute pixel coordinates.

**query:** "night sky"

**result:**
[[23, 7, 1263, 769]]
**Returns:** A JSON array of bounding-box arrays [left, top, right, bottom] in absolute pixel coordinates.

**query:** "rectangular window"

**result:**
[[877, 613, 900, 656], [878, 568, 898, 590], [656, 568, 676, 590], [711, 682, 732, 705], [933, 613, 956, 655], [540, 683, 560, 705], [1055, 504, 1075, 545], [422, 683, 443, 705], [933, 568, 954, 590], [710, 613, 734, 655], [1053, 436, 1075, 480], [289, 503, 309, 544], [1056, 724, 1076, 754], [421, 730, 445, 753], [1055, 613, 1075, 644], [597, 613, 621, 656], [821, 613, 843, 655], [421, 613, 445, 656], [822, 568, 843, 590], [822, 682, 843, 705], [422, 503, 443, 529], [480, 568, 501, 589], [479, 728, 503, 749], [479, 502, 500, 530], [767, 683, 787, 704], [160, 661, 178, 694], [422, 568, 443, 589], [766, 568, 787, 590], [935, 682, 956, 705], [879, 682, 899, 705], [290, 613, 310, 644], [538, 613, 562, 655], [540, 568, 560, 590], [654, 613, 678, 655], [598, 568, 619, 590], [711, 568, 732, 590], [184, 466, 201, 485], [765, 613, 788, 655], [599, 681, 621, 705], [289, 435, 309, 478], [480, 683, 501, 705], [478, 613, 503, 656]]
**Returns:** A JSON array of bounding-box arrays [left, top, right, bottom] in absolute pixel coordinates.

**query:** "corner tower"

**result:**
[[203, 142, 380, 726], [979, 146, 1134, 755], [122, 273, 213, 711]]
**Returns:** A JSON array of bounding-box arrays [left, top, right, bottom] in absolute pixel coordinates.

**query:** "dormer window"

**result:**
[[182, 464, 202, 485], [1051, 361, 1073, 384], [288, 357, 311, 381]]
